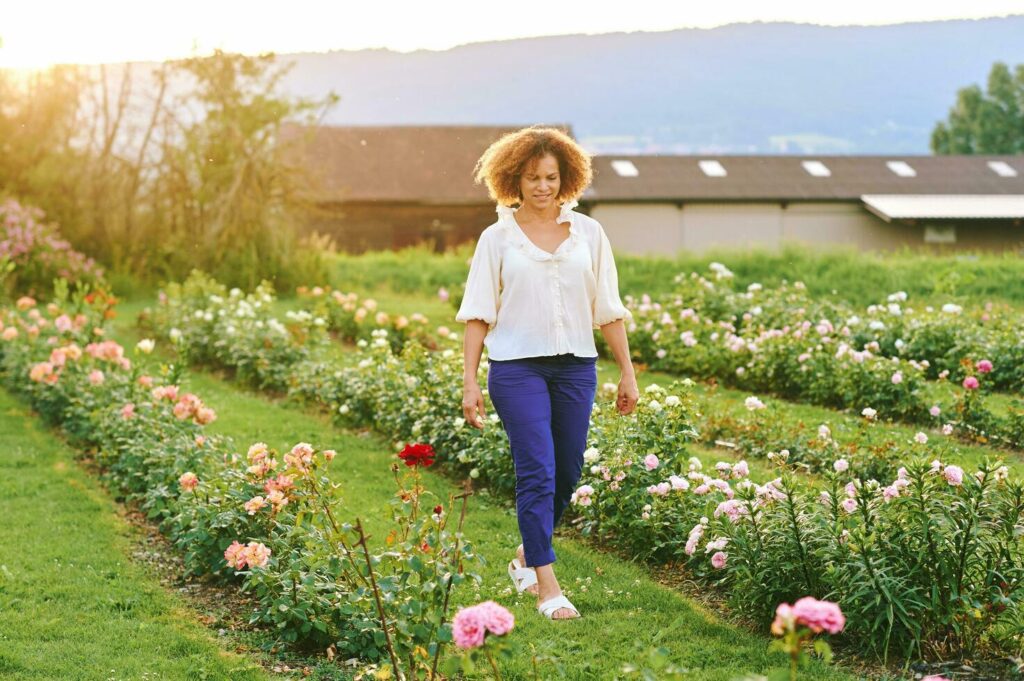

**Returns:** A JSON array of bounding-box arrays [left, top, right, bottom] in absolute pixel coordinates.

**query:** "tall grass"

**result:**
[[327, 243, 1024, 307]]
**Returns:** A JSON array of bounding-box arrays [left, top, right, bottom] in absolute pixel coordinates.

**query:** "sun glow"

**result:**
[[2, 1, 1021, 70]]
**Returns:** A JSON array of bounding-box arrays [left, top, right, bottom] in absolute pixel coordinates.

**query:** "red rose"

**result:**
[[433, 505, 443, 515], [398, 442, 436, 468]]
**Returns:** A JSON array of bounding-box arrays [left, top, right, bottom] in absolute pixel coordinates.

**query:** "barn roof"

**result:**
[[586, 155, 1024, 201]]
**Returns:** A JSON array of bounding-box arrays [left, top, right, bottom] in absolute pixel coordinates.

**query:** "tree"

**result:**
[[931, 61, 1024, 154]]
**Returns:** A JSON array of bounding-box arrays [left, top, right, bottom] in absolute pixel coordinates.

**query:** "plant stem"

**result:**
[[484, 646, 503, 681], [355, 517, 404, 681], [430, 489, 472, 681]]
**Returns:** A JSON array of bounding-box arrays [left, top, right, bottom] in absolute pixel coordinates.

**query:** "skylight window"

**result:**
[[611, 160, 639, 177], [699, 160, 727, 177], [886, 160, 917, 178], [988, 160, 1018, 178], [802, 160, 831, 177]]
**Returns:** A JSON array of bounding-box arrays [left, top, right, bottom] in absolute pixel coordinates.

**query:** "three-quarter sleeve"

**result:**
[[455, 228, 501, 330], [592, 224, 633, 328]]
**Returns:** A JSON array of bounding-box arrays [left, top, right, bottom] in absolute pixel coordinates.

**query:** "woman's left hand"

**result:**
[[616, 373, 639, 415]]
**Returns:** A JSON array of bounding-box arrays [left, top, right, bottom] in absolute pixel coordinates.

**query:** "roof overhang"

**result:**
[[862, 194, 1024, 222]]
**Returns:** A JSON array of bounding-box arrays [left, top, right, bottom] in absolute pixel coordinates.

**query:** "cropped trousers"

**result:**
[[486, 353, 598, 568]]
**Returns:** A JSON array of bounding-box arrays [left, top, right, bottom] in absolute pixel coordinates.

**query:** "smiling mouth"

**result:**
[[535, 194, 551, 199]]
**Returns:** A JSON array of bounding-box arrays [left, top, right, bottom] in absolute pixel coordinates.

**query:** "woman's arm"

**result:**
[[599, 318, 639, 415], [462, 319, 489, 428]]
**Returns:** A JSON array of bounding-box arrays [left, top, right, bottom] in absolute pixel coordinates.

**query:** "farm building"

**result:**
[[586, 155, 1024, 254], [278, 123, 573, 253], [282, 124, 1024, 254]]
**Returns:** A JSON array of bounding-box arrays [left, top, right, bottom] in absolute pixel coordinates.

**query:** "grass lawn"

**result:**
[[0, 387, 273, 681]]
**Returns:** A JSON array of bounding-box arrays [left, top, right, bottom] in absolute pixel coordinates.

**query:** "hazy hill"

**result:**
[[275, 15, 1024, 154]]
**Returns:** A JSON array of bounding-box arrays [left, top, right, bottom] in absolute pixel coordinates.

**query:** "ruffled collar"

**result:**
[[496, 198, 580, 261]]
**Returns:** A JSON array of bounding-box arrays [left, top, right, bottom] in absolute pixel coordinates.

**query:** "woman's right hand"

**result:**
[[462, 380, 486, 429]]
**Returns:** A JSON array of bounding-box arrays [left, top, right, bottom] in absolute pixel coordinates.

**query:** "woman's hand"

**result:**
[[462, 380, 486, 428], [616, 373, 639, 415]]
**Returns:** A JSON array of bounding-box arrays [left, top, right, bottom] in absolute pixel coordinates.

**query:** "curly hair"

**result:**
[[473, 126, 593, 207]]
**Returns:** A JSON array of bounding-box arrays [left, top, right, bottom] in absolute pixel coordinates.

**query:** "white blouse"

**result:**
[[455, 198, 633, 360]]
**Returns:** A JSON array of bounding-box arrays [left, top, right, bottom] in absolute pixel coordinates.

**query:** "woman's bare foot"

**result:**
[[515, 544, 539, 595]]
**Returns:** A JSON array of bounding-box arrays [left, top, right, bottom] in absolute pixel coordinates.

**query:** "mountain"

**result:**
[[274, 15, 1024, 155]]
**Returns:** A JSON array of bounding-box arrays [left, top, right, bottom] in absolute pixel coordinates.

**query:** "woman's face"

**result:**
[[518, 153, 561, 211]]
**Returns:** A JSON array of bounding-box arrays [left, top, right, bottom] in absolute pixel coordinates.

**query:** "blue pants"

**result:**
[[487, 353, 598, 568]]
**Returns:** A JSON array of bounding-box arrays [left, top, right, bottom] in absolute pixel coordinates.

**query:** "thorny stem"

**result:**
[[355, 517, 404, 681], [306, 473, 371, 590], [429, 488, 473, 681]]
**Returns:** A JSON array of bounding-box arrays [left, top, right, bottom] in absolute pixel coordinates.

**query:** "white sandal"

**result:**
[[507, 558, 538, 594], [537, 594, 580, 620]]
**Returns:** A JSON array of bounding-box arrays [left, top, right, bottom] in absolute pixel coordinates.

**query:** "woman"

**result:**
[[455, 126, 639, 621]]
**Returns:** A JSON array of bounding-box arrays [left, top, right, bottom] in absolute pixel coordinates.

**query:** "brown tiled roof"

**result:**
[[280, 123, 574, 203], [586, 155, 1024, 201]]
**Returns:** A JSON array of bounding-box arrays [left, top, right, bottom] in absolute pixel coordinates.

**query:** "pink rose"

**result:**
[[976, 359, 993, 373], [711, 551, 728, 569], [194, 406, 217, 425], [121, 403, 135, 420], [178, 471, 199, 491], [452, 606, 487, 649], [476, 600, 515, 636], [88, 370, 105, 386], [891, 371, 903, 385], [644, 454, 659, 470], [245, 542, 272, 569], [943, 465, 964, 486], [224, 541, 247, 570], [791, 596, 846, 634], [962, 376, 979, 390]]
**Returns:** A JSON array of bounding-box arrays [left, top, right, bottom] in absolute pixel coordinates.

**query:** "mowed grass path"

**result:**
[[0, 387, 272, 681], [114, 302, 857, 680]]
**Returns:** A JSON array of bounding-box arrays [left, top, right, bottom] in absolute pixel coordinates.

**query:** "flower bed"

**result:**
[[0, 291, 486, 679], [144, 273, 1024, 662], [597, 265, 1024, 449]]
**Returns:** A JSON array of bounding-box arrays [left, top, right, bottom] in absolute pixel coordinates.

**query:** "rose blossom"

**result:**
[[744, 396, 765, 411], [976, 359, 993, 373], [571, 484, 594, 506], [790, 596, 846, 634], [644, 454, 659, 470], [833, 459, 849, 473], [244, 542, 271, 569], [450, 602, 512, 647], [244, 496, 267, 515], [475, 600, 515, 636], [224, 541, 247, 570], [962, 376, 979, 390], [178, 472, 198, 491], [711, 551, 728, 569]]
